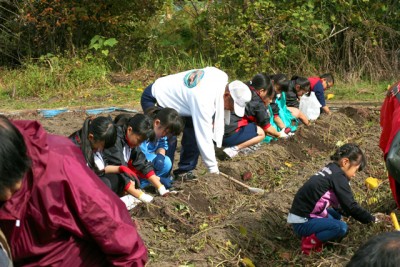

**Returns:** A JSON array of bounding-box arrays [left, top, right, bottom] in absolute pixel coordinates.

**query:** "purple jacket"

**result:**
[[0, 120, 147, 266]]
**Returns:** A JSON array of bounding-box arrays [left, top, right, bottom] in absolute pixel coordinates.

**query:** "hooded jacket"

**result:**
[[0, 120, 147, 266]]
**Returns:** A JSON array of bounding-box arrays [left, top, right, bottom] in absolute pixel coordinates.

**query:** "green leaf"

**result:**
[[101, 50, 109, 56], [90, 35, 101, 46], [103, 38, 118, 47]]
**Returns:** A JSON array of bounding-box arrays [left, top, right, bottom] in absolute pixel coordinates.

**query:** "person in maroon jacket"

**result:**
[[0, 115, 147, 266]]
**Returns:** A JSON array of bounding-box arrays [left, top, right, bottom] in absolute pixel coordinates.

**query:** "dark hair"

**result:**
[[269, 73, 288, 85], [330, 143, 367, 171], [116, 113, 155, 142], [72, 116, 116, 173], [114, 113, 131, 126], [291, 76, 311, 92], [0, 115, 31, 196], [320, 73, 335, 84], [347, 232, 400, 267], [247, 73, 275, 99], [145, 107, 184, 136]]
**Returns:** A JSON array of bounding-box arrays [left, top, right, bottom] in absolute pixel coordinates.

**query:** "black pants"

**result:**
[[99, 173, 126, 196]]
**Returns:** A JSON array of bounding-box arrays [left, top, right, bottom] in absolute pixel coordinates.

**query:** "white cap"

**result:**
[[228, 80, 252, 117]]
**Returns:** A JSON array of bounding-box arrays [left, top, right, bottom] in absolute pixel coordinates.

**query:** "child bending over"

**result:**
[[287, 143, 384, 255]]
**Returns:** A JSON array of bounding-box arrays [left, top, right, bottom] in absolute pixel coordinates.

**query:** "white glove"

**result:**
[[157, 185, 169, 196], [279, 130, 289, 138], [138, 192, 153, 203], [120, 195, 141, 210]]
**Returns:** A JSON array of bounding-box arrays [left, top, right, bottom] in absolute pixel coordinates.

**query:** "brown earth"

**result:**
[[7, 105, 396, 267]]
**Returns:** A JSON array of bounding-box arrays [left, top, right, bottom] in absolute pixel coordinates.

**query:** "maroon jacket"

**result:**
[[0, 120, 147, 266]]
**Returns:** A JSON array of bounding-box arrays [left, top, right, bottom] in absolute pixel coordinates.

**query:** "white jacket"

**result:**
[[152, 67, 228, 173]]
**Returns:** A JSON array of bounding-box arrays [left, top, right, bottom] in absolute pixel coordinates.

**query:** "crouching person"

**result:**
[[0, 115, 147, 266], [287, 143, 377, 255]]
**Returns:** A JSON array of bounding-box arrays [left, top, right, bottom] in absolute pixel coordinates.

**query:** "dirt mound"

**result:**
[[7, 106, 394, 266]]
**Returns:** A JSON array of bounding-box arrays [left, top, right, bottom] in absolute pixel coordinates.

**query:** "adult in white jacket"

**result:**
[[141, 67, 251, 178]]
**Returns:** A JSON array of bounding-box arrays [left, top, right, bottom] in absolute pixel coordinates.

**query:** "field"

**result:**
[[7, 101, 395, 267]]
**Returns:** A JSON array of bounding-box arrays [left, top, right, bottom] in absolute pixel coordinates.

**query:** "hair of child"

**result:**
[[320, 73, 335, 84], [247, 73, 275, 99], [144, 107, 184, 136], [269, 73, 288, 84], [330, 143, 367, 171], [79, 116, 116, 172], [118, 113, 155, 142]]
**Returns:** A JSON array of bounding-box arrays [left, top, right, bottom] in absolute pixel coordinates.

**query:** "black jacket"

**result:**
[[103, 126, 155, 178], [289, 162, 375, 224]]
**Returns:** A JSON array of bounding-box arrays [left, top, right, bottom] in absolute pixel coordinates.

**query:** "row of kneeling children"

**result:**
[[68, 69, 336, 210]]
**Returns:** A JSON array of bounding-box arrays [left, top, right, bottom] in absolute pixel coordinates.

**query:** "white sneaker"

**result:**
[[223, 146, 239, 158], [120, 195, 141, 210]]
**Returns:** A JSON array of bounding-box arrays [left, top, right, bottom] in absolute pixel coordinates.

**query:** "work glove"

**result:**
[[157, 185, 170, 196], [138, 192, 154, 203], [120, 195, 141, 210], [152, 154, 166, 171], [279, 130, 289, 138]]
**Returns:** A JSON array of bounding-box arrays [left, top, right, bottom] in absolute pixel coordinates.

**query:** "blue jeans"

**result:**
[[292, 209, 348, 242]]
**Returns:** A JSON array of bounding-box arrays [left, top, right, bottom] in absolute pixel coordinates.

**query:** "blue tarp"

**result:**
[[37, 107, 137, 118]]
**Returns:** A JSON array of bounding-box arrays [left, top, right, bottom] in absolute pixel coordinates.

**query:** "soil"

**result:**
[[7, 103, 395, 267]]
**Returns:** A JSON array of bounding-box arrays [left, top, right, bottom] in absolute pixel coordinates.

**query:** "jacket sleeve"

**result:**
[[130, 147, 155, 178], [54, 155, 148, 266], [270, 102, 280, 116], [332, 174, 375, 224], [103, 129, 126, 166], [254, 102, 271, 130], [313, 82, 326, 107], [156, 137, 169, 151]]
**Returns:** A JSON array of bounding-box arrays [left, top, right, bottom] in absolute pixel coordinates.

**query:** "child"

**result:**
[[222, 74, 287, 158], [269, 74, 292, 131], [140, 107, 184, 188], [280, 76, 311, 126], [308, 73, 335, 115], [69, 116, 152, 207], [104, 113, 170, 199], [287, 143, 376, 255]]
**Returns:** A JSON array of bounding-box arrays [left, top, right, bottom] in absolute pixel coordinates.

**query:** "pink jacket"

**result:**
[[0, 120, 147, 266]]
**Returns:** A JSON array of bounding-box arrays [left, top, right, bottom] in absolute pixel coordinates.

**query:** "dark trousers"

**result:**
[[173, 117, 200, 174], [99, 173, 125, 196]]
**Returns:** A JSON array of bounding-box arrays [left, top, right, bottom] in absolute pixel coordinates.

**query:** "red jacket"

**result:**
[[0, 120, 147, 266], [308, 77, 322, 91], [380, 81, 400, 207]]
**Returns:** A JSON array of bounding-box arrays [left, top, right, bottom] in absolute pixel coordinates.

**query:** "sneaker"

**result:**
[[223, 146, 239, 158], [174, 171, 198, 181], [301, 234, 323, 255]]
